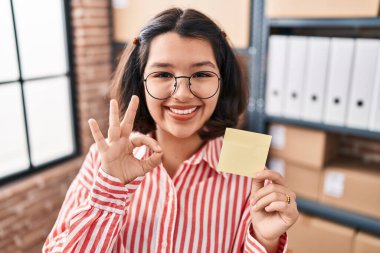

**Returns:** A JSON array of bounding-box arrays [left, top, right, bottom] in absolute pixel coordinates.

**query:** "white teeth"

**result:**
[[169, 107, 197, 115]]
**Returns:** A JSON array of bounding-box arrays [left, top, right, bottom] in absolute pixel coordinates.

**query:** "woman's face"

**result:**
[[143, 32, 220, 139]]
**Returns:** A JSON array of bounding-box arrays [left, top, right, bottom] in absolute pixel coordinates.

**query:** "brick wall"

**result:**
[[0, 0, 112, 252], [340, 135, 380, 163], [73, 0, 112, 153]]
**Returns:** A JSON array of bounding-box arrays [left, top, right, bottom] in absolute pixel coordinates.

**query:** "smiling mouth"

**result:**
[[169, 107, 197, 115]]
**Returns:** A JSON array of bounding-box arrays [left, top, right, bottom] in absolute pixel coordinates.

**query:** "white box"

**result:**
[[301, 37, 330, 122], [283, 36, 308, 119], [265, 35, 288, 116], [323, 38, 355, 126], [346, 38, 380, 129], [369, 47, 380, 132]]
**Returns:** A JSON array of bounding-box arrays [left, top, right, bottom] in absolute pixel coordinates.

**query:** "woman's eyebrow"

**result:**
[[149, 62, 174, 68], [148, 61, 216, 69], [191, 61, 216, 69]]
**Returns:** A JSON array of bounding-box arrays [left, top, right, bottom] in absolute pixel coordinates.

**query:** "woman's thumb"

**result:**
[[141, 151, 163, 173]]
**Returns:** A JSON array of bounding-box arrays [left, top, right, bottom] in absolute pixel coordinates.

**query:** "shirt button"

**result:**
[[162, 241, 167, 249]]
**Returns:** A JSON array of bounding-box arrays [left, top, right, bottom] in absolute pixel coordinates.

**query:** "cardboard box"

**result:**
[[353, 232, 380, 253], [287, 213, 354, 253], [269, 124, 338, 169], [113, 0, 250, 48], [268, 156, 321, 201], [319, 158, 380, 219], [266, 0, 380, 18]]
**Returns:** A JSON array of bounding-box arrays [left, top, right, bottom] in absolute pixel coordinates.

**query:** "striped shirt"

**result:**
[[43, 135, 287, 253]]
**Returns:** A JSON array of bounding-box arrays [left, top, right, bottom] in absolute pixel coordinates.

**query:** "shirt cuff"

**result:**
[[245, 223, 288, 253], [90, 167, 144, 214]]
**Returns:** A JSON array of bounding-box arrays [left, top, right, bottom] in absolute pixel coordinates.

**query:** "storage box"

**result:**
[[269, 123, 338, 169], [266, 0, 380, 18], [268, 156, 321, 201], [319, 158, 380, 219], [353, 232, 380, 253], [287, 213, 354, 253], [113, 0, 250, 48]]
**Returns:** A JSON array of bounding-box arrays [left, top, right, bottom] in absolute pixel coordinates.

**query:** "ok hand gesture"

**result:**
[[88, 95, 163, 184]]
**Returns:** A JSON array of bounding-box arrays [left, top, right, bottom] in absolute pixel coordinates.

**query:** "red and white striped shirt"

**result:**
[[43, 135, 287, 253]]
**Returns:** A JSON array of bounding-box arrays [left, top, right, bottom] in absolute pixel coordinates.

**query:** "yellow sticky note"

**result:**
[[217, 128, 272, 178]]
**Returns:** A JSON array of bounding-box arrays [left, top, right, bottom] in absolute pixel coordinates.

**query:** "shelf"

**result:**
[[251, 0, 380, 237], [268, 18, 380, 28], [265, 115, 380, 140], [297, 197, 380, 236]]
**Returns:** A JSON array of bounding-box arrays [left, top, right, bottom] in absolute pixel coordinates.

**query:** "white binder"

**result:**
[[265, 35, 288, 116], [301, 37, 330, 122], [323, 38, 355, 126], [369, 47, 380, 132], [346, 38, 380, 129], [283, 36, 308, 119]]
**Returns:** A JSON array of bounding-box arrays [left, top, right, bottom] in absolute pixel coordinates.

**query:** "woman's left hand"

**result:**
[[250, 168, 299, 247]]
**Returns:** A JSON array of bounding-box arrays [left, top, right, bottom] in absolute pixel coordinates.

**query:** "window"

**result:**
[[0, 0, 78, 184]]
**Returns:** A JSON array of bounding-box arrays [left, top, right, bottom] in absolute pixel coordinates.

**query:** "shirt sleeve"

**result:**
[[42, 144, 144, 252], [244, 222, 288, 253]]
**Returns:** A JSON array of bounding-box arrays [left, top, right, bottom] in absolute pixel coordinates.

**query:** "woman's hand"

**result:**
[[250, 169, 299, 251], [88, 95, 163, 184]]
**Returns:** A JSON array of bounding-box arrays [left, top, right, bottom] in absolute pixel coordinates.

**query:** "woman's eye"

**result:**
[[192, 72, 212, 78], [152, 72, 173, 78]]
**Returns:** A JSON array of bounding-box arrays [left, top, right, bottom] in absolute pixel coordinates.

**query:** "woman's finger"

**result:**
[[108, 99, 121, 143], [251, 169, 266, 196], [264, 201, 299, 224], [140, 151, 163, 174], [252, 183, 296, 204], [121, 95, 139, 138], [255, 169, 287, 187], [264, 201, 294, 215], [130, 134, 162, 153], [88, 119, 108, 153], [251, 191, 289, 212]]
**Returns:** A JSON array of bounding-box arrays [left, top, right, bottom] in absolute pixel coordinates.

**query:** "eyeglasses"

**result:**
[[144, 71, 221, 100]]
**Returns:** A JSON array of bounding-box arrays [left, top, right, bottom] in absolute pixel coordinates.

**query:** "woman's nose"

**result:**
[[171, 77, 194, 99]]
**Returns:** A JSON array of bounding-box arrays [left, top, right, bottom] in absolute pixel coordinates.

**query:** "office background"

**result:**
[[0, 0, 380, 252]]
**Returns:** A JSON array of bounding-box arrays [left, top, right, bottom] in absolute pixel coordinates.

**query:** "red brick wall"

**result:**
[[340, 135, 380, 163], [72, 0, 112, 153], [0, 0, 112, 252]]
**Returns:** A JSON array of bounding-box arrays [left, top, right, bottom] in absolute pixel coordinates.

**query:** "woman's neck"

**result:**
[[155, 128, 205, 178]]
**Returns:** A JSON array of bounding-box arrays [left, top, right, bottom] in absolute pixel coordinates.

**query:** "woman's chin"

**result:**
[[158, 126, 199, 140]]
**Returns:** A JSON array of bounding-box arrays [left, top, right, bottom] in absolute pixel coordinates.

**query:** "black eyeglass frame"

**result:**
[[143, 71, 221, 100]]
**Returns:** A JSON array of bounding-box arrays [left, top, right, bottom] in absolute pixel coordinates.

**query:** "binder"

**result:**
[[283, 36, 308, 119], [265, 35, 288, 116], [346, 38, 380, 129], [301, 37, 330, 122], [323, 38, 355, 126], [369, 48, 380, 132]]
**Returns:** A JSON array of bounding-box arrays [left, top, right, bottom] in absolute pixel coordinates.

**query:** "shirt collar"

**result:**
[[138, 132, 226, 177], [183, 136, 227, 177]]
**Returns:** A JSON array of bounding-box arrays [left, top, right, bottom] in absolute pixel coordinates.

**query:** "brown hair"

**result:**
[[110, 8, 248, 140]]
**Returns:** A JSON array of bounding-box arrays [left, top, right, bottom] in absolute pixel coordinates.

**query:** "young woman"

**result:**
[[43, 8, 298, 253]]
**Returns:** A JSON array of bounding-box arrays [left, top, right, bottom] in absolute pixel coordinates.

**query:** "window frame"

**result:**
[[0, 0, 80, 186]]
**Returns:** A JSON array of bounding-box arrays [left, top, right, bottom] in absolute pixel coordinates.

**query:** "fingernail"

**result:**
[[255, 172, 262, 177]]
